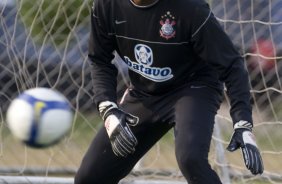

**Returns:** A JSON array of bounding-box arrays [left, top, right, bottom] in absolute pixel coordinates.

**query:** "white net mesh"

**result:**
[[0, 0, 282, 183]]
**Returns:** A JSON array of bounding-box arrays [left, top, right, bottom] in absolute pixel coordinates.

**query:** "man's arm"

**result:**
[[88, 1, 139, 157], [190, 2, 252, 124], [189, 2, 263, 175], [89, 1, 118, 106]]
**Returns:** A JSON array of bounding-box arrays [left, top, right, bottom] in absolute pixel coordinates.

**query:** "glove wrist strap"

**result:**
[[99, 101, 118, 120], [234, 120, 253, 131]]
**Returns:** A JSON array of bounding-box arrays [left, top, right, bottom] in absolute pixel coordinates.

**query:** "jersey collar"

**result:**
[[129, 0, 160, 8]]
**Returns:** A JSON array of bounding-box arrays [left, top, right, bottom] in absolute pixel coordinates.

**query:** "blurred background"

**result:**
[[0, 0, 282, 183]]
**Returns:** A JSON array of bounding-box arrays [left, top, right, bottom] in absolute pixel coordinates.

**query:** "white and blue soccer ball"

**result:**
[[6, 87, 73, 148]]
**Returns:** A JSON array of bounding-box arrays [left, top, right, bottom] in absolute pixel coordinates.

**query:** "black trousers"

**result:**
[[75, 84, 223, 184]]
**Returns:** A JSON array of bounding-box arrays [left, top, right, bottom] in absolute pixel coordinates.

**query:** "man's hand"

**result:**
[[227, 121, 264, 175], [99, 101, 138, 157]]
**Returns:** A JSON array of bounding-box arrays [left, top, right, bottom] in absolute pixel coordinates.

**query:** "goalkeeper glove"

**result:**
[[99, 101, 139, 157], [227, 120, 264, 175]]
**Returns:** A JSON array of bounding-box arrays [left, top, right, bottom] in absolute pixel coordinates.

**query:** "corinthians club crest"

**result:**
[[159, 11, 176, 40]]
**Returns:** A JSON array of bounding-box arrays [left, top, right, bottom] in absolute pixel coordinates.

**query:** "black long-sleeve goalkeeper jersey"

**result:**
[[89, 0, 253, 124]]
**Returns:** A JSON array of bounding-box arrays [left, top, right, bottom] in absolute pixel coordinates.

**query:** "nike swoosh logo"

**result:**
[[190, 85, 206, 89], [115, 20, 127, 24]]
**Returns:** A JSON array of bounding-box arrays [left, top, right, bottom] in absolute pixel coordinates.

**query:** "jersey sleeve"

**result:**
[[88, 1, 118, 106], [190, 2, 253, 125]]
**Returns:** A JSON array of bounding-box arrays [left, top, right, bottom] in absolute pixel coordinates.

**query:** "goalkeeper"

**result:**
[[75, 0, 264, 183]]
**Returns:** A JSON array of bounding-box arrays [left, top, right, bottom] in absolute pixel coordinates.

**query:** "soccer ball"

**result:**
[[6, 87, 73, 148]]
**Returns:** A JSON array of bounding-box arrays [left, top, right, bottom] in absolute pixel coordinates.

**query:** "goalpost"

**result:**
[[0, 0, 282, 183]]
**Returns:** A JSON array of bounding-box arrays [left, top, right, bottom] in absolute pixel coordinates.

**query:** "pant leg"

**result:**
[[74, 121, 172, 184], [75, 90, 173, 184], [174, 86, 223, 184]]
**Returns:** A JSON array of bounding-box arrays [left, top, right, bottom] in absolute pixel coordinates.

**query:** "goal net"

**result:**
[[0, 0, 281, 183]]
